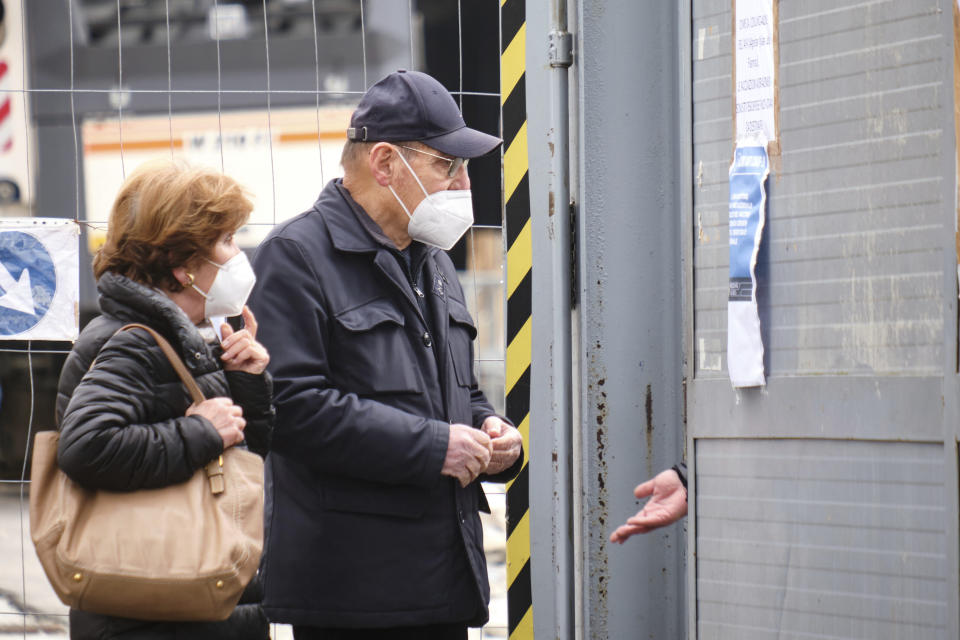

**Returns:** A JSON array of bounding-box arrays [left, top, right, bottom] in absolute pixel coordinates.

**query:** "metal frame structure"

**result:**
[[526, 0, 687, 638], [526, 0, 960, 638]]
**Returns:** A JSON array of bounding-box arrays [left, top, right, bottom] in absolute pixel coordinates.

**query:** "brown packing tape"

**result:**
[[954, 1, 960, 263], [730, 0, 737, 163], [769, 0, 782, 180]]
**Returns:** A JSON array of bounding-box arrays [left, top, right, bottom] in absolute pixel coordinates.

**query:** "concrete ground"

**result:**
[[0, 484, 508, 640]]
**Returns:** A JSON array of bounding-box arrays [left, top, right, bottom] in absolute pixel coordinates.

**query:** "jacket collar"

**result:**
[[322, 179, 439, 261], [96, 272, 219, 373]]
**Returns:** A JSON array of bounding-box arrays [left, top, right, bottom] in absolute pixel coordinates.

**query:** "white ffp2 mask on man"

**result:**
[[388, 149, 474, 251]]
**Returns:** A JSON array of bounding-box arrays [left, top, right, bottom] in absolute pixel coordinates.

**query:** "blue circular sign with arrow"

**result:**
[[0, 230, 57, 336]]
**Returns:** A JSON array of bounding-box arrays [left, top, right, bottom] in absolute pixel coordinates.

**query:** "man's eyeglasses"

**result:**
[[396, 145, 469, 178]]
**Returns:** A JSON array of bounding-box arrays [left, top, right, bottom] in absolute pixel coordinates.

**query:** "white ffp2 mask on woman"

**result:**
[[191, 251, 257, 318]]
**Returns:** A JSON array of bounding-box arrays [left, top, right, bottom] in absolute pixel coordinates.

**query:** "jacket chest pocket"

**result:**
[[331, 297, 422, 395], [447, 298, 478, 388]]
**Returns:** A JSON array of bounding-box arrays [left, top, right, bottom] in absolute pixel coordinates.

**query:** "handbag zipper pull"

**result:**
[[205, 455, 225, 494]]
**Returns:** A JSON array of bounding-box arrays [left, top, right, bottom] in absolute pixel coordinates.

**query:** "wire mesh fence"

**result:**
[[0, 1, 509, 637]]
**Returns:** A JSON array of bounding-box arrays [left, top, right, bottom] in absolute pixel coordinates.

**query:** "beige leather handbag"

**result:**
[[29, 323, 264, 621]]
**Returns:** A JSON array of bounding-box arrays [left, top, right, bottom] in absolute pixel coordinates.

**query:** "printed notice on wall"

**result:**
[[0, 218, 79, 341], [735, 0, 776, 144], [728, 140, 768, 387]]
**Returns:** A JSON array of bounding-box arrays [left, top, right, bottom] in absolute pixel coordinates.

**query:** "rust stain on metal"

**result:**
[[588, 343, 610, 625], [645, 384, 654, 474], [645, 384, 653, 433]]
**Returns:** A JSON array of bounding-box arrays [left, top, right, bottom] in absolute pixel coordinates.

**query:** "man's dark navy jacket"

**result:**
[[248, 179, 522, 629]]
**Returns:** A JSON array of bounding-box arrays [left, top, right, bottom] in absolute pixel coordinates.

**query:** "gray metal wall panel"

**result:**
[[696, 438, 947, 639], [575, 0, 686, 637], [692, 0, 946, 377]]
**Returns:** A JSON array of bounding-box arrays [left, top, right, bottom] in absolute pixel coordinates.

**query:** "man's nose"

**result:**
[[450, 165, 470, 190]]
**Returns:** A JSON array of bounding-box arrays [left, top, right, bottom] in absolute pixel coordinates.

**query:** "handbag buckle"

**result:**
[[205, 457, 226, 495]]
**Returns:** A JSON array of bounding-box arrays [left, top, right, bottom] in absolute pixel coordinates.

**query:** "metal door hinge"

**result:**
[[549, 31, 573, 68]]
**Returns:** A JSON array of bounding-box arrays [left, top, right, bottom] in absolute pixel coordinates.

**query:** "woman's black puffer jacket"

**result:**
[[55, 271, 273, 640]]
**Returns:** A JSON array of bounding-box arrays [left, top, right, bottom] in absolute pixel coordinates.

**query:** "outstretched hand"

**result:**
[[609, 468, 688, 544]]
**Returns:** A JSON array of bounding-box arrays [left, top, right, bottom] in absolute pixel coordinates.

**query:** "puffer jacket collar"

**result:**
[[96, 271, 220, 375]]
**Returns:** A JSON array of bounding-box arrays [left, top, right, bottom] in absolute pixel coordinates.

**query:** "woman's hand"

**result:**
[[219, 306, 270, 375], [186, 397, 246, 449]]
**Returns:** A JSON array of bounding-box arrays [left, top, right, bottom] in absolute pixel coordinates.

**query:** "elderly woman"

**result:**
[[55, 160, 273, 640]]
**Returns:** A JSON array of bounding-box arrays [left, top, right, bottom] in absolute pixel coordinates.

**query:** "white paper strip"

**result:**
[[735, 0, 776, 144]]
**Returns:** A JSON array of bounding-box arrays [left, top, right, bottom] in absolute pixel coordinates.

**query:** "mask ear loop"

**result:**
[[185, 272, 210, 300], [388, 184, 415, 219], [392, 145, 431, 197], [387, 145, 435, 220]]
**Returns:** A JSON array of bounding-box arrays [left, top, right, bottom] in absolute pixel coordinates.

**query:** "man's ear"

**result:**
[[368, 142, 398, 187]]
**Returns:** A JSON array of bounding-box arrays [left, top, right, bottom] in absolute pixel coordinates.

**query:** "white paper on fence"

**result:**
[[734, 0, 776, 144], [0, 218, 79, 341], [727, 139, 769, 387]]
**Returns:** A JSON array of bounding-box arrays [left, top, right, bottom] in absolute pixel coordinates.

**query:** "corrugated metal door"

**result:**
[[687, 1, 959, 637]]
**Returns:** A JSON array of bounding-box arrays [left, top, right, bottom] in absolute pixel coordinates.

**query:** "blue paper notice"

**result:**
[[727, 142, 769, 387]]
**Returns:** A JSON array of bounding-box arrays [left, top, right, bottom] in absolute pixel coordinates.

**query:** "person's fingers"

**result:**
[[223, 343, 253, 364], [468, 427, 492, 447], [610, 526, 631, 543], [229, 427, 245, 446], [493, 440, 521, 457], [459, 459, 480, 486], [610, 523, 648, 543], [490, 427, 519, 449], [477, 444, 491, 468], [218, 424, 245, 448], [490, 447, 516, 465], [221, 331, 251, 356], [220, 322, 234, 341], [482, 417, 503, 438], [633, 479, 656, 499], [465, 432, 492, 459], [242, 306, 258, 339]]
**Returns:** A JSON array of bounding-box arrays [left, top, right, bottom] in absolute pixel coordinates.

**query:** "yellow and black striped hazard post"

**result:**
[[501, 0, 532, 638]]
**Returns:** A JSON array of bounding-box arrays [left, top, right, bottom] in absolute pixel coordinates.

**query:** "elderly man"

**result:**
[[248, 70, 523, 640]]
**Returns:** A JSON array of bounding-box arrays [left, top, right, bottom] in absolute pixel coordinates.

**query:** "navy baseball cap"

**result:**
[[347, 70, 502, 159]]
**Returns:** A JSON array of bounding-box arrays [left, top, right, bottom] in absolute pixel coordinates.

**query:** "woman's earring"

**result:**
[[185, 273, 196, 287]]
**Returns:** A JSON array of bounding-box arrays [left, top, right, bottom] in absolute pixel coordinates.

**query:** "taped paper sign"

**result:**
[[0, 218, 79, 341], [734, 0, 777, 144], [728, 141, 768, 387]]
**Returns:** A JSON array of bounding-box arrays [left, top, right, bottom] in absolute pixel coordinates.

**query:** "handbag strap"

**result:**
[[115, 323, 226, 495], [117, 323, 206, 404]]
